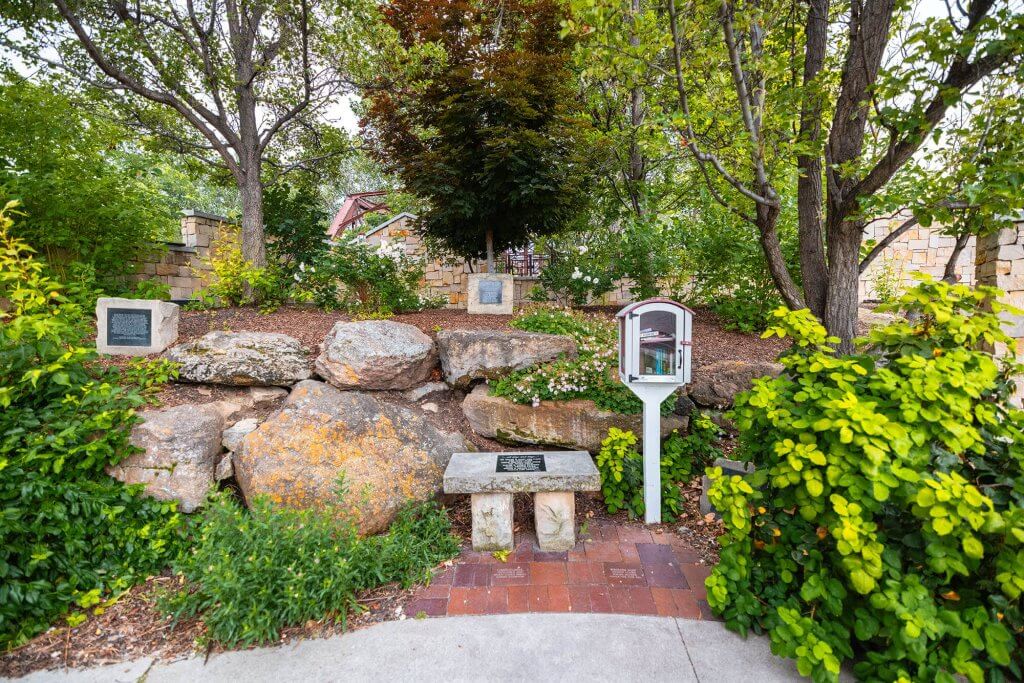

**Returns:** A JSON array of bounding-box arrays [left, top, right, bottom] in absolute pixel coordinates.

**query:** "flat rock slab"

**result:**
[[444, 451, 600, 494], [462, 385, 688, 453], [436, 329, 576, 388], [166, 331, 310, 386]]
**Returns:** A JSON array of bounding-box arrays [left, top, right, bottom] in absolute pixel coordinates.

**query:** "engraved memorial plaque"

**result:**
[[107, 308, 152, 347], [496, 453, 546, 473], [478, 279, 503, 305]]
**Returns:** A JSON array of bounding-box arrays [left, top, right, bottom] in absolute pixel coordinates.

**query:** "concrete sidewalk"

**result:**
[[5, 614, 808, 683]]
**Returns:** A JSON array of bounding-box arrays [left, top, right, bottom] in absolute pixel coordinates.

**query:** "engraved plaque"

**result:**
[[107, 308, 152, 347], [496, 453, 546, 473], [478, 279, 503, 305]]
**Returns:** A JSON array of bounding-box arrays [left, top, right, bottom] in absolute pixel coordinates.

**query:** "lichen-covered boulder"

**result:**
[[166, 331, 310, 386], [687, 360, 783, 409], [235, 380, 466, 535], [436, 330, 577, 388], [107, 404, 225, 512], [461, 385, 687, 453], [315, 321, 436, 391]]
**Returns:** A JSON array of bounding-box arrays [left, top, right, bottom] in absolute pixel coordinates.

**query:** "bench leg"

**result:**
[[471, 493, 514, 551], [535, 491, 575, 552]]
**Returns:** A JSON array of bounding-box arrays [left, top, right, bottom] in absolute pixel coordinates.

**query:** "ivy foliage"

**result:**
[[0, 202, 183, 649], [707, 279, 1024, 682]]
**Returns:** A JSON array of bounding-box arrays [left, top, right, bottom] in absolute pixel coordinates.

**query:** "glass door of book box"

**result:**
[[638, 310, 677, 377]]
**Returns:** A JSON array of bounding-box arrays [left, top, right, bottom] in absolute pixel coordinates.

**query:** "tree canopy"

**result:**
[[362, 0, 598, 266]]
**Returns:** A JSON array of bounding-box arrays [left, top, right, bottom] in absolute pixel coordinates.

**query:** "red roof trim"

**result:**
[[326, 191, 390, 238]]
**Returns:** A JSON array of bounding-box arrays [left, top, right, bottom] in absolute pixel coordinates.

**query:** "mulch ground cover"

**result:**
[[2, 304, 770, 677]]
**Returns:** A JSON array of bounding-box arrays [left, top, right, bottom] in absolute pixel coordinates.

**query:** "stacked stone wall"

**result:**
[[128, 211, 236, 300], [974, 219, 1024, 404], [859, 219, 976, 300]]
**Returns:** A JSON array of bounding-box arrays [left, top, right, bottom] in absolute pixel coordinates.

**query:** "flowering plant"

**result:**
[[535, 234, 617, 306], [491, 307, 649, 414], [294, 234, 431, 315]]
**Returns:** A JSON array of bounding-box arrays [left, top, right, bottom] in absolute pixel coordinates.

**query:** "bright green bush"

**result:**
[[161, 494, 459, 647], [707, 279, 1024, 682], [597, 416, 721, 521], [491, 307, 647, 414], [0, 202, 183, 648], [193, 224, 288, 312]]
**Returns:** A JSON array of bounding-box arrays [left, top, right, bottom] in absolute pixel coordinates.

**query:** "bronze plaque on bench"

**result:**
[[496, 453, 546, 473]]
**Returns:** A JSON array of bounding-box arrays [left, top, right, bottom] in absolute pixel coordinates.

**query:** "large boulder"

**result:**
[[166, 331, 311, 386], [462, 385, 687, 453], [315, 321, 436, 391], [107, 404, 225, 512], [436, 330, 577, 388], [687, 360, 783, 409], [235, 380, 466, 535]]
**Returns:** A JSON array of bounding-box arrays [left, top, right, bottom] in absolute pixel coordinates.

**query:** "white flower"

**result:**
[[571, 268, 582, 280], [578, 245, 589, 254], [583, 275, 592, 283], [298, 262, 306, 272], [531, 396, 541, 408]]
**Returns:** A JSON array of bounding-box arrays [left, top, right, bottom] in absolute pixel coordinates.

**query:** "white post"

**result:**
[[642, 398, 661, 524]]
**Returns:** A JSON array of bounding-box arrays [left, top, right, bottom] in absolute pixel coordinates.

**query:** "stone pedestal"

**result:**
[[471, 492, 514, 551], [467, 273, 514, 315], [534, 491, 576, 551], [96, 297, 179, 356]]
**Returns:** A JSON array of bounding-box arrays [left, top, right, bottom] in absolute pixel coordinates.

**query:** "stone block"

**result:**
[[534, 491, 576, 551], [471, 492, 514, 551], [155, 262, 176, 276], [444, 451, 600, 494], [999, 228, 1021, 245], [96, 297, 179, 356], [467, 273, 514, 315]]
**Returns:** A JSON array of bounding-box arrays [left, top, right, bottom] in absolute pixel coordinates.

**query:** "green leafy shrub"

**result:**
[[161, 493, 459, 647], [0, 202, 183, 648], [492, 307, 647, 414], [193, 225, 288, 312], [295, 234, 435, 316], [707, 279, 1024, 682], [535, 233, 617, 307], [596, 417, 721, 521], [122, 358, 180, 403]]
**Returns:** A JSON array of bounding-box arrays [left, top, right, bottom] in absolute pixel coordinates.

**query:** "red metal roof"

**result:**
[[326, 191, 389, 238]]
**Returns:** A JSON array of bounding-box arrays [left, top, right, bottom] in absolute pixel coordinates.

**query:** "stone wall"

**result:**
[[128, 211, 236, 300], [859, 218, 976, 301], [974, 218, 1024, 403]]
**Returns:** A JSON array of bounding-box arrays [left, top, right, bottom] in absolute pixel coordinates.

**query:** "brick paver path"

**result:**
[[407, 520, 718, 619]]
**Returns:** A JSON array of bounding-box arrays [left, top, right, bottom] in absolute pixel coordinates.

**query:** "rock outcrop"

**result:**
[[461, 385, 687, 453], [235, 380, 466, 535], [687, 360, 783, 409], [315, 321, 436, 391], [436, 330, 577, 388], [166, 331, 310, 387], [107, 403, 225, 512]]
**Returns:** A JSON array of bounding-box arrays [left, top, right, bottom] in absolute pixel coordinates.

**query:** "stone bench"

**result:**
[[443, 451, 600, 552]]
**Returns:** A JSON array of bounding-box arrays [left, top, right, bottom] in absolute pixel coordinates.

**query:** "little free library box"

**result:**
[[443, 451, 600, 552]]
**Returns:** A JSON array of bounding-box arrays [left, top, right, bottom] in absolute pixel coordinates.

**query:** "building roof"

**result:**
[[361, 212, 419, 239], [326, 191, 390, 239]]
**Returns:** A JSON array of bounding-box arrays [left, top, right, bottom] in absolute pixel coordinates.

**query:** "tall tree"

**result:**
[[571, 0, 1024, 348], [2, 0, 374, 269], [362, 0, 596, 270]]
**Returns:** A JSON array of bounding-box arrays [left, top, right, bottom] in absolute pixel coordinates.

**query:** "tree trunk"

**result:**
[[485, 228, 495, 274], [824, 220, 862, 352], [796, 0, 829, 319], [756, 203, 805, 310], [943, 232, 971, 282], [238, 167, 267, 268]]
